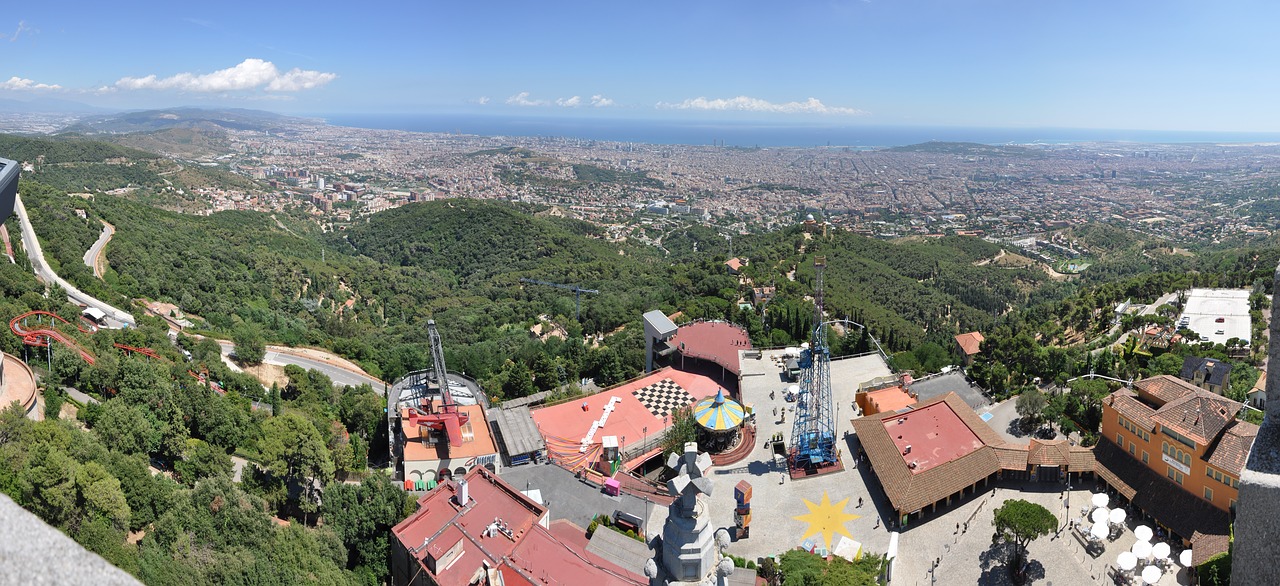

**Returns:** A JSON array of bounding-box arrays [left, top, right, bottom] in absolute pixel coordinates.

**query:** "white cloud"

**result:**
[[114, 58, 336, 93], [0, 76, 61, 91], [1, 21, 34, 42], [556, 95, 582, 107], [475, 96, 490, 105], [590, 95, 613, 107], [506, 92, 549, 107], [657, 95, 866, 115]]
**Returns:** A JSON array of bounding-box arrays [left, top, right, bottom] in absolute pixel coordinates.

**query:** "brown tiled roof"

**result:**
[[1106, 390, 1157, 432], [1152, 393, 1240, 446], [1135, 375, 1198, 405], [991, 445, 1030, 471], [1190, 532, 1232, 566], [1027, 439, 1071, 467], [851, 392, 1005, 514], [954, 332, 985, 356], [1204, 418, 1260, 475], [1093, 440, 1229, 542], [1067, 445, 1096, 473]]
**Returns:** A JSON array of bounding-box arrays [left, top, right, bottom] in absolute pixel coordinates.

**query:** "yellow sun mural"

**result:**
[[792, 492, 861, 548]]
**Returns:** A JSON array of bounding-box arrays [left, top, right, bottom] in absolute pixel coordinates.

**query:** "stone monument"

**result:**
[[661, 442, 718, 583], [1232, 263, 1280, 584]]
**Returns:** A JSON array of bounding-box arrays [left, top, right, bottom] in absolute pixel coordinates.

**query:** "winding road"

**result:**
[[214, 340, 385, 392], [82, 220, 114, 279], [14, 193, 135, 327]]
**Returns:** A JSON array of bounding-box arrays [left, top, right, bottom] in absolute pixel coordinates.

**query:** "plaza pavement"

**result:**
[[710, 351, 1190, 585], [889, 482, 1192, 585], [711, 350, 894, 562]]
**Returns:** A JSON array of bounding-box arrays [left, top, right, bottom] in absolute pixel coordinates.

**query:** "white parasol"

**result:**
[[1132, 540, 1153, 559], [1117, 551, 1138, 571], [1109, 508, 1127, 524], [1141, 565, 1162, 585], [1091, 507, 1109, 524], [1151, 541, 1171, 561], [1179, 549, 1193, 567], [1092, 492, 1110, 508], [1090, 522, 1109, 540], [1134, 524, 1153, 542]]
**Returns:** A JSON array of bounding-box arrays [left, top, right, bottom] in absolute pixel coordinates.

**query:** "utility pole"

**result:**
[[519, 278, 599, 322]]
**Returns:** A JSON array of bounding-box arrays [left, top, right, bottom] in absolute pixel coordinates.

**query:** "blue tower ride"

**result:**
[[790, 256, 837, 470]]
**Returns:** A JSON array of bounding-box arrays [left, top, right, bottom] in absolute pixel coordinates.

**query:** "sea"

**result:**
[[322, 113, 1280, 148]]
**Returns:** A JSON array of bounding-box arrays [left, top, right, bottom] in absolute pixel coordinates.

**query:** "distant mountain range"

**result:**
[[59, 107, 311, 134], [0, 97, 112, 114]]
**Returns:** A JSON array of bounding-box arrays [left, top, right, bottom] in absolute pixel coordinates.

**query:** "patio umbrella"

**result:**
[[1117, 551, 1138, 571], [1141, 565, 1162, 585], [1091, 507, 1109, 524], [1090, 522, 1109, 540], [1179, 549, 1193, 567], [1151, 542, 1171, 561], [1135, 525, 1153, 542], [1092, 492, 1110, 508], [1132, 540, 1153, 560], [1109, 508, 1127, 525]]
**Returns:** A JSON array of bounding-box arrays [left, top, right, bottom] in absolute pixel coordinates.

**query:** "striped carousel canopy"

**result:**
[[694, 389, 745, 432]]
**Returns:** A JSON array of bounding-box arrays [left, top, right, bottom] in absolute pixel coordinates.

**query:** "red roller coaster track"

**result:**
[[9, 311, 98, 365], [9, 311, 224, 394]]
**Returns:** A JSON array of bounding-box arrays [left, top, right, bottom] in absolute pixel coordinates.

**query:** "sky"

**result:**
[[1, 1, 1278, 131]]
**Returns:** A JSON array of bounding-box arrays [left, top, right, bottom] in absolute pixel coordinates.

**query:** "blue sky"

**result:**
[[1, 1, 1276, 130]]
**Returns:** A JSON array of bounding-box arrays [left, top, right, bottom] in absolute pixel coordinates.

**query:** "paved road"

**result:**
[[215, 340, 385, 391], [82, 220, 114, 279], [14, 193, 135, 327], [63, 387, 100, 405]]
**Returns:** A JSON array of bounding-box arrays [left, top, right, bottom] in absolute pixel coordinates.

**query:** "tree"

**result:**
[[660, 405, 699, 457], [1151, 352, 1185, 376], [174, 438, 233, 486], [992, 499, 1056, 580], [258, 413, 335, 522], [1015, 388, 1047, 426], [321, 476, 416, 579], [233, 326, 266, 366], [93, 401, 158, 456]]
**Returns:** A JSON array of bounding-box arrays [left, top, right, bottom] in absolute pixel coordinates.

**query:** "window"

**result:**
[[1118, 433, 1125, 446], [1163, 427, 1196, 449], [1167, 466, 1184, 485], [1142, 451, 1149, 464], [1129, 443, 1135, 456], [1204, 486, 1213, 501], [460, 422, 475, 442], [1206, 468, 1214, 479]]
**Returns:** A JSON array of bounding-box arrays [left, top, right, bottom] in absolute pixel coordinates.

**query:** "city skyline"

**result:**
[[1, 1, 1277, 132]]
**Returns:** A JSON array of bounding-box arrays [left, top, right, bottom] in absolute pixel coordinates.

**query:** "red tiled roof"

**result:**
[[1152, 393, 1239, 446], [954, 332, 985, 356], [1204, 418, 1260, 475], [1106, 390, 1157, 432], [1027, 439, 1071, 467], [393, 466, 643, 586], [1135, 375, 1198, 405], [668, 321, 752, 376]]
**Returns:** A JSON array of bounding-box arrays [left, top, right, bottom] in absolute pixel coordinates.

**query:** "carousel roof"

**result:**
[[694, 389, 745, 432]]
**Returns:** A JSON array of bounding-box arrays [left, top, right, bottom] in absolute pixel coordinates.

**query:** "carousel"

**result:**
[[694, 389, 747, 453]]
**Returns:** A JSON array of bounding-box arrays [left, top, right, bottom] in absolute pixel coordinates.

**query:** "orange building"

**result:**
[[856, 385, 917, 416], [1096, 375, 1256, 546]]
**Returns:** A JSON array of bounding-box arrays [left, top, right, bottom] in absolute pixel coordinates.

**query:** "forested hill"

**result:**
[[338, 200, 660, 284], [734, 229, 1048, 350], [0, 134, 159, 163]]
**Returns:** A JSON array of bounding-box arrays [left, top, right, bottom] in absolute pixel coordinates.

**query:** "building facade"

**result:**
[[1098, 375, 1256, 522]]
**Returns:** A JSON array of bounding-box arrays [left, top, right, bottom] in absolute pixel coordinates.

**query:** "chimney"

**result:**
[[905, 445, 912, 454], [457, 478, 470, 507]]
